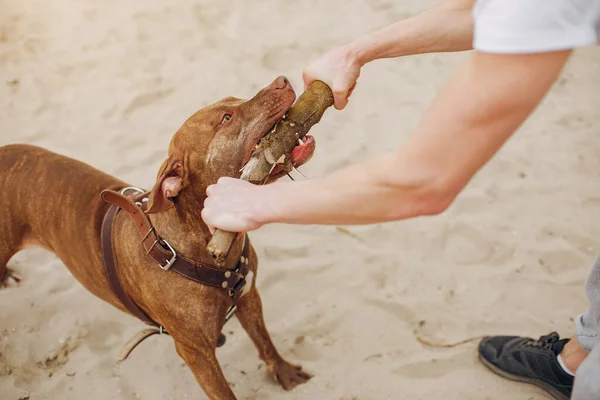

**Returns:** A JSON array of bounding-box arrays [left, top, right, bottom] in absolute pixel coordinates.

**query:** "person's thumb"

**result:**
[[333, 90, 349, 110], [302, 68, 323, 91], [332, 83, 351, 110]]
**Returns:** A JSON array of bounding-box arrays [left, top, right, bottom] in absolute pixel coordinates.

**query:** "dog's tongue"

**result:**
[[270, 135, 315, 175]]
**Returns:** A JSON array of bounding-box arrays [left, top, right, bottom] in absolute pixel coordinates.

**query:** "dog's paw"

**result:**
[[1, 268, 22, 288], [270, 360, 312, 391]]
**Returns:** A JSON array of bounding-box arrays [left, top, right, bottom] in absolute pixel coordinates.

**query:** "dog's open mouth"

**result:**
[[242, 114, 316, 178], [239, 75, 319, 180], [269, 131, 315, 176]]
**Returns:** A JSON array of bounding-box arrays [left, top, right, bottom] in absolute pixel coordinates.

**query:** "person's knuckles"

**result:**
[[217, 176, 236, 185], [206, 184, 217, 196], [201, 209, 214, 227], [204, 194, 215, 205]]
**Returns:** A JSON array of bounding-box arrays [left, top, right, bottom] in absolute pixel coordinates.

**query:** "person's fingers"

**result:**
[[302, 69, 317, 90], [217, 176, 237, 185], [347, 82, 357, 98], [333, 92, 348, 110], [332, 83, 350, 110], [206, 183, 216, 196], [200, 207, 216, 234], [331, 76, 355, 110]]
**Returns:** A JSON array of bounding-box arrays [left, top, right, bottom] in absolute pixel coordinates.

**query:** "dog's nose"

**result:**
[[272, 76, 290, 90]]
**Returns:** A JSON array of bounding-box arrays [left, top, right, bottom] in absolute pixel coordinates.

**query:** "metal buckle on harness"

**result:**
[[228, 276, 246, 298], [120, 186, 147, 207], [120, 186, 145, 196], [158, 239, 177, 271]]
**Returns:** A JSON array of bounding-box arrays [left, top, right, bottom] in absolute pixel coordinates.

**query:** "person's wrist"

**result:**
[[252, 183, 284, 226], [346, 36, 373, 66]]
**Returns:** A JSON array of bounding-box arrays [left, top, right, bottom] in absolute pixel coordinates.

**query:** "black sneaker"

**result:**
[[478, 332, 574, 400]]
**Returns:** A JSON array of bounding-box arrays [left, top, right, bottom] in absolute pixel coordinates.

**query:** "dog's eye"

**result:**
[[220, 114, 232, 124]]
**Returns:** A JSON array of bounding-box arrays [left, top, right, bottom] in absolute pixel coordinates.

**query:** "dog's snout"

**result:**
[[271, 76, 290, 90]]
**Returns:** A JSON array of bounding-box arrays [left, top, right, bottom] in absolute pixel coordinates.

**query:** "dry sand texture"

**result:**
[[1, 0, 600, 399]]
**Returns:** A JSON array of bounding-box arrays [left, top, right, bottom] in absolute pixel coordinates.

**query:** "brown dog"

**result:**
[[0, 76, 315, 400]]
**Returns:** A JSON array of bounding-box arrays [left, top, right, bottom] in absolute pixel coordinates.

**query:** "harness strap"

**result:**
[[101, 189, 249, 297], [99, 188, 250, 360], [101, 204, 158, 325]]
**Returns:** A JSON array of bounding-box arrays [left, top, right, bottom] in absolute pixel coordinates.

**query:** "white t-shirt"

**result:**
[[473, 0, 600, 53]]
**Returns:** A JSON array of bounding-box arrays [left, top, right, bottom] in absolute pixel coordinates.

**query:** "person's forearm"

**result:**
[[260, 144, 450, 226], [258, 51, 571, 227], [260, 147, 447, 226], [349, 0, 475, 66]]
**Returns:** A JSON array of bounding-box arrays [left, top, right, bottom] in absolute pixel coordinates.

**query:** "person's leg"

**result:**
[[570, 256, 600, 398], [478, 251, 600, 400], [573, 252, 600, 354], [559, 336, 589, 374], [478, 332, 574, 400], [572, 340, 600, 399]]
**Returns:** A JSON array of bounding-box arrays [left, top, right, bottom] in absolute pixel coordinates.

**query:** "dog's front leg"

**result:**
[[173, 339, 237, 400], [236, 288, 312, 390]]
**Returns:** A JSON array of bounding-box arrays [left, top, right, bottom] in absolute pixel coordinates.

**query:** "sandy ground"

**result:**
[[1, 0, 600, 399]]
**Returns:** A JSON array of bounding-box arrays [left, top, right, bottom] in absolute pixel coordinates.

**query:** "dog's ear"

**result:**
[[145, 157, 187, 214]]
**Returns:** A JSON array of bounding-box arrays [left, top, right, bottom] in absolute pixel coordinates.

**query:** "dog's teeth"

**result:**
[[282, 114, 287, 119], [298, 139, 303, 146]]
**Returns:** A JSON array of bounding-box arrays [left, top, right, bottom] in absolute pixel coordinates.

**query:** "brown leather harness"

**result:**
[[100, 186, 249, 359]]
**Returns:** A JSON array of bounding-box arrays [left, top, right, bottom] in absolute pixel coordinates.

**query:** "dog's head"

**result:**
[[146, 76, 308, 214]]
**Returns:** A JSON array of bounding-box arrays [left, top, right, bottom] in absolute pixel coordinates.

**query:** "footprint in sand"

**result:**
[[363, 298, 417, 326], [393, 350, 474, 379], [362, 254, 401, 290], [263, 245, 309, 261], [434, 223, 494, 265], [287, 335, 321, 362], [85, 320, 126, 354], [536, 227, 596, 274], [537, 249, 584, 276], [553, 229, 597, 256], [123, 87, 175, 116], [291, 314, 345, 361], [582, 197, 600, 208], [259, 262, 333, 291]]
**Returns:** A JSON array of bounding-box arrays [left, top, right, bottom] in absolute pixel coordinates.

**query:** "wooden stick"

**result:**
[[207, 81, 334, 264]]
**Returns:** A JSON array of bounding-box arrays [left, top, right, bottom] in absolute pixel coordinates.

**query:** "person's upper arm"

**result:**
[[402, 50, 572, 199], [473, 0, 600, 53]]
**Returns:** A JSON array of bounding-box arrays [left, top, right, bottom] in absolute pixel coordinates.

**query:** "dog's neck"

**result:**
[[148, 188, 244, 269]]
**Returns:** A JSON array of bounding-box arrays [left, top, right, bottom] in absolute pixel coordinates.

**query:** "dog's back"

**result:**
[[0, 144, 125, 298]]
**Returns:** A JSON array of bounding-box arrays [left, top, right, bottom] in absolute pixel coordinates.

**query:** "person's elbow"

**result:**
[[380, 150, 466, 219], [416, 177, 460, 216], [384, 173, 461, 220]]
